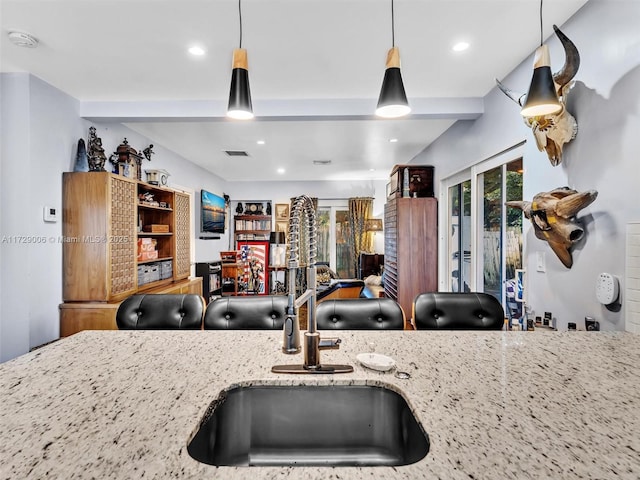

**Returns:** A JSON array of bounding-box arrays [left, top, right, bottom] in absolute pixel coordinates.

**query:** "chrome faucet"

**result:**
[[272, 195, 353, 374]]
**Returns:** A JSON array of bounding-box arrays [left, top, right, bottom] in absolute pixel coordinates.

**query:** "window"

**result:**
[[317, 200, 353, 278]]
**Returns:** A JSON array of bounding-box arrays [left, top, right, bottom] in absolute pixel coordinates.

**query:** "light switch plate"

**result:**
[[536, 252, 546, 272]]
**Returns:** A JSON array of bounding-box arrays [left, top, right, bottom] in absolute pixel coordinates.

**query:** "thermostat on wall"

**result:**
[[596, 272, 619, 305], [43, 206, 58, 223]]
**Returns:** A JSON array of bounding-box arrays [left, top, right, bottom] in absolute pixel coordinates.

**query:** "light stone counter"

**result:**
[[1, 330, 639, 479]]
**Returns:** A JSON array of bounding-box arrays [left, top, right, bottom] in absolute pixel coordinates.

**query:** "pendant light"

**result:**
[[520, 0, 562, 117], [227, 0, 253, 120], [376, 0, 410, 118]]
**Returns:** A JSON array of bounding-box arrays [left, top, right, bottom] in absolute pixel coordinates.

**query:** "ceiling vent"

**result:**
[[8, 30, 39, 48], [224, 150, 249, 157], [313, 160, 332, 165]]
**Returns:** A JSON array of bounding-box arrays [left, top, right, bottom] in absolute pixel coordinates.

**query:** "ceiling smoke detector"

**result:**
[[8, 30, 39, 48]]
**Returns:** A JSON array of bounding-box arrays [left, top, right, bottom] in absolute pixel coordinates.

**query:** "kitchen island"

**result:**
[[1, 330, 638, 479]]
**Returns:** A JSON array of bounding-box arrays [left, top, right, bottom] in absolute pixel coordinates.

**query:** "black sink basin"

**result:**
[[187, 384, 429, 467]]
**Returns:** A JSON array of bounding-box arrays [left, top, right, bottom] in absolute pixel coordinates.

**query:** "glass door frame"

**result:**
[[439, 170, 473, 292], [316, 199, 349, 274], [439, 142, 526, 303]]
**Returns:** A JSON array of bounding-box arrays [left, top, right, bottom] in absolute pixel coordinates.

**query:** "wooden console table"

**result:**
[[59, 277, 202, 336]]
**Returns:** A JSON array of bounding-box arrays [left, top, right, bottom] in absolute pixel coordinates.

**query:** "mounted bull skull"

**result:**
[[506, 187, 597, 269], [496, 25, 580, 166]]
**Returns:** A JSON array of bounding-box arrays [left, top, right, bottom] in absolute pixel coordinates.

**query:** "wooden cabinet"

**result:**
[[63, 172, 138, 302], [61, 172, 199, 335], [384, 197, 438, 324], [221, 263, 241, 296]]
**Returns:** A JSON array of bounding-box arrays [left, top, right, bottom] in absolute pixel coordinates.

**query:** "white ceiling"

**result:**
[[1, 0, 588, 182]]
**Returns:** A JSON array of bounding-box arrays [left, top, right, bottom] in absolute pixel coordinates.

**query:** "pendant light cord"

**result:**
[[539, 0, 544, 47], [238, 0, 243, 48], [391, 0, 395, 47]]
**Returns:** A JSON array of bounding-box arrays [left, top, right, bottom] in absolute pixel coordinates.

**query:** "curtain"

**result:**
[[348, 197, 373, 277]]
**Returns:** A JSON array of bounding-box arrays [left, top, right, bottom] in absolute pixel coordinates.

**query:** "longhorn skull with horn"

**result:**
[[496, 25, 580, 166], [506, 187, 597, 269]]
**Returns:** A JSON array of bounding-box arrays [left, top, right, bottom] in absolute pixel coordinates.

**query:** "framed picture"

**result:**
[[275, 203, 289, 221], [237, 240, 269, 295], [276, 221, 288, 234]]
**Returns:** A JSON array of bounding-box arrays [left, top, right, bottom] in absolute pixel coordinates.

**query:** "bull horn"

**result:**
[[495, 78, 526, 107], [552, 25, 580, 88], [505, 200, 532, 218], [555, 190, 598, 218]]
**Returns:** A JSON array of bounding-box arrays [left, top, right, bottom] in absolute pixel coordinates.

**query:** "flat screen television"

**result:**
[[201, 189, 226, 234]]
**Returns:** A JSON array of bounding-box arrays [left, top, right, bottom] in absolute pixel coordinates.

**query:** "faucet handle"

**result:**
[[282, 314, 301, 354], [318, 337, 341, 350]]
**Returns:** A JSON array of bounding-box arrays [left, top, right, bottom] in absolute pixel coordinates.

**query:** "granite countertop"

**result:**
[[1, 330, 639, 479]]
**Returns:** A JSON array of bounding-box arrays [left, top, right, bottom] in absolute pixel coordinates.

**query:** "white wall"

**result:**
[[413, 0, 640, 330], [1, 74, 86, 361]]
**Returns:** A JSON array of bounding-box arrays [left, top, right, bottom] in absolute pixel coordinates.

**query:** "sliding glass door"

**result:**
[[442, 149, 523, 313]]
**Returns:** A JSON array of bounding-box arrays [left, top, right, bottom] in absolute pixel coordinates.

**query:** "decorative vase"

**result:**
[[73, 139, 89, 172]]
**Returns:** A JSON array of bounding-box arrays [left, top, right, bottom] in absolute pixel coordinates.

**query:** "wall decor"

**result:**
[[87, 126, 107, 172], [496, 25, 580, 166], [275, 203, 289, 221], [276, 221, 288, 235], [237, 240, 269, 295], [506, 187, 597, 269]]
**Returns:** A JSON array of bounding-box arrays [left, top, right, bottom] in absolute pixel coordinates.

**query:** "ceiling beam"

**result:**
[[80, 97, 483, 123]]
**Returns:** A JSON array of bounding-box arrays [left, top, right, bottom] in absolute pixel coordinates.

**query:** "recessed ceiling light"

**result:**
[[188, 45, 205, 56], [257, 140, 265, 145], [277, 168, 285, 174], [369, 168, 376, 172], [452, 41, 470, 52], [389, 138, 398, 143]]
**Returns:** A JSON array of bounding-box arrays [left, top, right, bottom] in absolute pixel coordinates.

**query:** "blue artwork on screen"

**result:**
[[201, 190, 226, 234]]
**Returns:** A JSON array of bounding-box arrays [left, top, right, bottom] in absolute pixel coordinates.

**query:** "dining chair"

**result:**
[[204, 295, 288, 329], [315, 298, 405, 330], [116, 294, 205, 330], [412, 292, 505, 330]]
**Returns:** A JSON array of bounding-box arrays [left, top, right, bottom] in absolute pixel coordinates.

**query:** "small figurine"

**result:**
[[236, 202, 244, 214], [108, 153, 119, 173], [143, 144, 154, 162], [266, 202, 272, 215], [87, 126, 107, 172]]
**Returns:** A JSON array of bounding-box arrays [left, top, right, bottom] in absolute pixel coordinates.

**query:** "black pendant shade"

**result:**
[[227, 48, 253, 120], [521, 45, 562, 117], [376, 47, 410, 118]]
